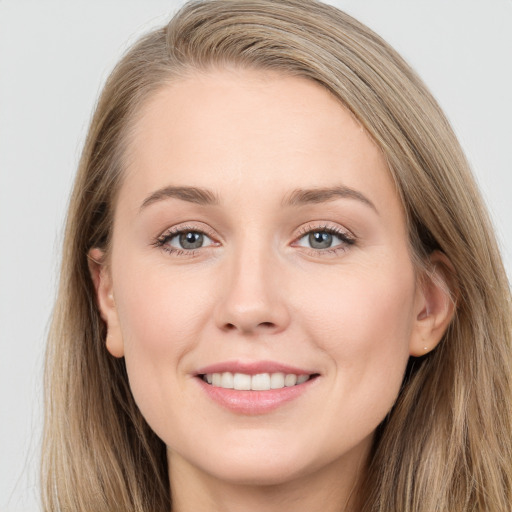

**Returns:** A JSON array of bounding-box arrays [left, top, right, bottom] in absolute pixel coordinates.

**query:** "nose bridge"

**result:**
[[215, 231, 289, 334]]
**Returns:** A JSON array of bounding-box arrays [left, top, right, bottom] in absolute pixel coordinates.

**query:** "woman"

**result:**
[[41, 0, 512, 510]]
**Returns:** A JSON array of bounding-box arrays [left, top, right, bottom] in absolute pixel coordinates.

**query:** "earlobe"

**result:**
[[409, 251, 457, 357], [88, 247, 125, 358]]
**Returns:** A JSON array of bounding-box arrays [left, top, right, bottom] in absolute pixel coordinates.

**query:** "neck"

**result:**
[[167, 445, 369, 512]]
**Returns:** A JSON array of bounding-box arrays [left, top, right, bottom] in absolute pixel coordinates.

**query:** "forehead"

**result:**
[[118, 68, 397, 216]]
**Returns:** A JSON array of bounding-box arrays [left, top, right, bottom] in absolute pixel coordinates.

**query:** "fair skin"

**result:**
[[90, 68, 454, 512]]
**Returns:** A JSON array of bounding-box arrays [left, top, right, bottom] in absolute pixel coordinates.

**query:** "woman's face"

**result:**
[[96, 69, 437, 487]]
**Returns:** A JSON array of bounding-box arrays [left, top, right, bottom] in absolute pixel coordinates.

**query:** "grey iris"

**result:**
[[309, 232, 333, 249], [179, 232, 204, 249]]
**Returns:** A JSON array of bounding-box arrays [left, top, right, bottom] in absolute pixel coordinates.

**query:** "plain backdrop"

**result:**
[[1, 1, 511, 510]]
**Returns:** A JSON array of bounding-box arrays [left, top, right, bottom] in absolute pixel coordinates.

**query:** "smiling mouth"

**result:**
[[199, 372, 318, 391]]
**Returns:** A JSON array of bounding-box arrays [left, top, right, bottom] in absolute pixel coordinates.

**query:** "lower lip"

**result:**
[[196, 376, 318, 415]]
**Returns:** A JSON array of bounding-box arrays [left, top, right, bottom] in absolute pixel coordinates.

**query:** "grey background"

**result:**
[[1, 1, 511, 510]]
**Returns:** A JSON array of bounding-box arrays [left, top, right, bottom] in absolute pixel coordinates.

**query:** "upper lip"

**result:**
[[195, 360, 317, 376]]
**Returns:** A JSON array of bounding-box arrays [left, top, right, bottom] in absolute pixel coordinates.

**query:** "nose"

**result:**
[[214, 244, 290, 336]]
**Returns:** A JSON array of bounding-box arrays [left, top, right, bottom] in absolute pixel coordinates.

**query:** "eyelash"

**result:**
[[294, 223, 356, 256], [152, 223, 356, 257], [152, 224, 218, 257]]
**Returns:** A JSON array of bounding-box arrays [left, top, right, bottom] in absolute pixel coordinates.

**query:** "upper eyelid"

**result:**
[[157, 222, 218, 239], [294, 222, 356, 239]]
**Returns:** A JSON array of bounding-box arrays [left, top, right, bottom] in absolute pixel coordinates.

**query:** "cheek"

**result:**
[[301, 262, 415, 337], [111, 259, 215, 419], [296, 258, 416, 400], [115, 257, 214, 349]]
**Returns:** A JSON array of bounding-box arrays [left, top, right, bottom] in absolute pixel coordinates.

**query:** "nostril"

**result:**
[[222, 321, 277, 333]]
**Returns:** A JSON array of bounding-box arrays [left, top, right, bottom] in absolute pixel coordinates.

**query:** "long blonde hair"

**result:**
[[42, 1, 512, 510]]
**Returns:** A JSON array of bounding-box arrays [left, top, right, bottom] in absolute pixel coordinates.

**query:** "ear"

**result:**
[[88, 247, 124, 358], [409, 251, 457, 357]]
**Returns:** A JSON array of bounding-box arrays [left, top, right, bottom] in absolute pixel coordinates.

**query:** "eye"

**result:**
[[295, 226, 355, 251], [302, 231, 336, 250], [154, 226, 217, 254], [169, 231, 213, 250]]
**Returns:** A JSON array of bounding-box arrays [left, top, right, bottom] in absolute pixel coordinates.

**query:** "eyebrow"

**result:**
[[140, 186, 219, 211], [139, 184, 377, 213], [283, 185, 378, 213]]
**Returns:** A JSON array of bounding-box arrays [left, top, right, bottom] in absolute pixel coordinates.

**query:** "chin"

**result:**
[[203, 457, 311, 487], [193, 437, 344, 487], [168, 437, 319, 487]]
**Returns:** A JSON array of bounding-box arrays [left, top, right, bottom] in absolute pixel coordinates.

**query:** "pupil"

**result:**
[[179, 232, 203, 249], [309, 231, 332, 249]]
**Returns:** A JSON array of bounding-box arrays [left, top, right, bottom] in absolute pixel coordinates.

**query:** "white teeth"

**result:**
[[270, 372, 285, 389], [233, 373, 251, 390], [220, 372, 234, 389], [251, 373, 271, 390], [297, 374, 309, 384], [203, 372, 311, 390], [284, 374, 297, 387]]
